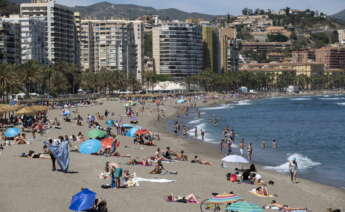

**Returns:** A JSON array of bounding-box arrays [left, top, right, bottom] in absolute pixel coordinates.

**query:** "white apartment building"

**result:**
[[20, 0, 76, 64], [152, 23, 203, 80], [79, 19, 143, 81], [338, 29, 345, 44], [1, 15, 47, 64]]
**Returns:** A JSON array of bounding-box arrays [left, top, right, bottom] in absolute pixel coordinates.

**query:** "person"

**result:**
[[191, 155, 213, 166], [200, 130, 205, 141], [47, 139, 56, 171], [239, 139, 245, 156], [167, 193, 200, 204], [150, 160, 165, 174], [261, 140, 267, 149], [219, 139, 225, 152], [247, 143, 253, 161], [194, 127, 198, 137], [105, 162, 119, 188], [272, 139, 277, 149], [163, 147, 175, 160], [255, 184, 269, 196], [289, 158, 298, 183], [175, 150, 188, 161]]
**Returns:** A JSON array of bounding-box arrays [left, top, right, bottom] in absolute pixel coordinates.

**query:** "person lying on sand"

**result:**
[[21, 150, 50, 159], [166, 193, 200, 204], [264, 200, 308, 211], [175, 150, 188, 161], [127, 158, 153, 166], [191, 155, 213, 166], [149, 160, 177, 175]]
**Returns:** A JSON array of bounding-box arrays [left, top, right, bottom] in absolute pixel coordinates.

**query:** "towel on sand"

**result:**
[[134, 177, 175, 183]]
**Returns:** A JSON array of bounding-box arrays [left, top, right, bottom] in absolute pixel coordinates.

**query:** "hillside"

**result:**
[[72, 1, 214, 20], [0, 0, 19, 16], [332, 9, 345, 22]]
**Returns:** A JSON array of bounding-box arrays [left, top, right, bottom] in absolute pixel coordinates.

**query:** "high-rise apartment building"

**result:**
[[1, 15, 47, 64], [79, 19, 143, 81], [20, 0, 76, 64], [226, 39, 240, 72], [202, 26, 219, 72], [219, 27, 237, 72], [0, 20, 21, 64], [152, 23, 203, 79], [338, 29, 345, 44]]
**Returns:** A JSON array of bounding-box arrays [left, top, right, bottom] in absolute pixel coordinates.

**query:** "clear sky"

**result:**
[[57, 0, 345, 15]]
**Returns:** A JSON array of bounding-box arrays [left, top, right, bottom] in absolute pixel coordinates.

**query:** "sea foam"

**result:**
[[264, 153, 321, 173], [201, 104, 233, 111], [290, 97, 311, 101], [236, 100, 252, 106], [337, 102, 345, 106]]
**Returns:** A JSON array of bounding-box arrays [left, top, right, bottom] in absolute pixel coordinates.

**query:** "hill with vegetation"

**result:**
[[332, 9, 345, 22], [0, 0, 19, 16], [73, 1, 214, 20]]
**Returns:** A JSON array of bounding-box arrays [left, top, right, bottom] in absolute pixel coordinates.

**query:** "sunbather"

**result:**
[[265, 200, 308, 212], [14, 133, 28, 144], [150, 160, 165, 174], [175, 150, 188, 161], [191, 155, 213, 166], [166, 193, 200, 204], [127, 158, 153, 166], [21, 150, 50, 159]]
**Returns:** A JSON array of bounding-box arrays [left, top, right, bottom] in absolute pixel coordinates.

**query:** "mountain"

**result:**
[[331, 9, 345, 21], [72, 1, 214, 20]]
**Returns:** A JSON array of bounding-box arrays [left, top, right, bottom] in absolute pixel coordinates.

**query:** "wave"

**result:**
[[264, 153, 321, 173], [187, 123, 214, 142], [319, 97, 345, 101], [201, 104, 233, 111], [290, 97, 311, 101], [188, 119, 203, 124], [337, 102, 345, 106], [236, 100, 252, 106]]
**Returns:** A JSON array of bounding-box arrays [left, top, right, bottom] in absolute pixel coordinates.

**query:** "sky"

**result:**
[[57, 0, 345, 15]]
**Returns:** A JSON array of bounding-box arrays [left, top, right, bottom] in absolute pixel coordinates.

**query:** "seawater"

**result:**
[[169, 95, 345, 188]]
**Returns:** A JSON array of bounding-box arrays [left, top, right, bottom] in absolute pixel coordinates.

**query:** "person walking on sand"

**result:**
[[227, 138, 232, 155], [220, 139, 225, 152], [201, 130, 205, 141], [239, 139, 245, 156], [194, 127, 198, 137], [289, 158, 298, 183], [247, 143, 253, 161]]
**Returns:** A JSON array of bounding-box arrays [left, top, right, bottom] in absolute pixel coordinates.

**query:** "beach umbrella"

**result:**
[[222, 155, 249, 164], [101, 137, 114, 149], [122, 124, 139, 128], [86, 129, 107, 139], [207, 193, 242, 205], [4, 127, 21, 138], [63, 110, 71, 116], [136, 129, 151, 136], [176, 99, 185, 104], [105, 120, 114, 127], [79, 139, 101, 154], [69, 188, 96, 211], [125, 127, 139, 137], [226, 201, 264, 212]]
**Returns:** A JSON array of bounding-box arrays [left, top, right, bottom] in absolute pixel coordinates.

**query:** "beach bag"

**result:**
[[230, 174, 237, 182]]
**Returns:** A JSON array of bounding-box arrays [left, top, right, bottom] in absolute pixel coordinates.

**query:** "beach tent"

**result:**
[[222, 155, 249, 164], [226, 201, 264, 212], [101, 137, 115, 149], [69, 188, 96, 211], [79, 139, 101, 154], [86, 129, 107, 139], [105, 120, 114, 127]]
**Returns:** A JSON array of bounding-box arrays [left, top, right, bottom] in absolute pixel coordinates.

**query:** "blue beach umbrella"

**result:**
[[125, 127, 139, 137], [69, 188, 96, 211], [63, 111, 71, 116], [226, 201, 264, 212], [4, 128, 21, 138], [79, 139, 101, 154], [105, 120, 114, 127], [176, 99, 186, 104]]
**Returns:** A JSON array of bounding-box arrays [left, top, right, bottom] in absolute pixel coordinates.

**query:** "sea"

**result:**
[[168, 95, 345, 188]]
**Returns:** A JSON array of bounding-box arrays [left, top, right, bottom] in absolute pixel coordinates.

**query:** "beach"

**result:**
[[0, 96, 345, 212]]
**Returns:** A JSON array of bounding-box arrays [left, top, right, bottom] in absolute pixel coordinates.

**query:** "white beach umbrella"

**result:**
[[222, 155, 249, 163]]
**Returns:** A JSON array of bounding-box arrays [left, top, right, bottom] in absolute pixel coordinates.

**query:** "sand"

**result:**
[[0, 96, 344, 212]]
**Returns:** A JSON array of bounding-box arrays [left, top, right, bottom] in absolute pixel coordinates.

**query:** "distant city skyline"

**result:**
[[57, 0, 344, 15]]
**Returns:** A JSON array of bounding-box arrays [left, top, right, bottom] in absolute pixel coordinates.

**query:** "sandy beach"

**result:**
[[0, 95, 345, 212]]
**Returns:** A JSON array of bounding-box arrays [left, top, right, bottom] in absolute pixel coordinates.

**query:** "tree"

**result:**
[[267, 33, 289, 42]]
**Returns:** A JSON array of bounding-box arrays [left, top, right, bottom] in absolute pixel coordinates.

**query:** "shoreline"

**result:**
[[150, 91, 345, 191]]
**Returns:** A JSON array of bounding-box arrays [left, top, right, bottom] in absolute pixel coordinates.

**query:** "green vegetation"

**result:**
[[0, 61, 141, 102], [267, 33, 289, 42], [0, 0, 19, 16], [186, 69, 345, 92], [311, 32, 330, 48]]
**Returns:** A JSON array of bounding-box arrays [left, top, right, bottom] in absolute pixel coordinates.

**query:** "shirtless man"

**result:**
[[247, 143, 253, 161]]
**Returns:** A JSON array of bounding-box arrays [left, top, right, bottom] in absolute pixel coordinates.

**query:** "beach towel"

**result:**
[[133, 177, 175, 183], [250, 189, 275, 198], [48, 141, 70, 172]]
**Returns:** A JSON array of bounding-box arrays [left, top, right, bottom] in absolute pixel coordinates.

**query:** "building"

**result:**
[[79, 19, 144, 81], [240, 63, 324, 77], [241, 41, 291, 52], [338, 29, 345, 44], [219, 27, 236, 72], [152, 23, 203, 79], [1, 15, 47, 64], [20, 0, 77, 64], [315, 47, 345, 70], [0, 19, 21, 64], [292, 50, 315, 63], [226, 39, 240, 72], [231, 15, 273, 30], [202, 26, 218, 72]]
